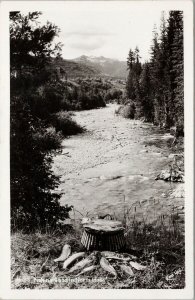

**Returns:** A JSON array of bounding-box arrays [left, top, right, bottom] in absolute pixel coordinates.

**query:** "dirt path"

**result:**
[[53, 104, 184, 222]]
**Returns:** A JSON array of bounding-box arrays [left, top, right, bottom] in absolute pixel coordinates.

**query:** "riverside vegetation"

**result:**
[[11, 11, 184, 289], [118, 11, 184, 140]]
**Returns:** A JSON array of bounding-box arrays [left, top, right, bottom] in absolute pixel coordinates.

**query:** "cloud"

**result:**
[[69, 37, 105, 51], [62, 23, 115, 39], [61, 26, 113, 52], [64, 30, 115, 37]]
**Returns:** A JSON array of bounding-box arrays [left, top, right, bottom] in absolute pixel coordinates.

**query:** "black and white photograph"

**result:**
[[0, 0, 194, 298]]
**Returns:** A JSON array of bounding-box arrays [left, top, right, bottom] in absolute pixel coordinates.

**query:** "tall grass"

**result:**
[[11, 200, 185, 289]]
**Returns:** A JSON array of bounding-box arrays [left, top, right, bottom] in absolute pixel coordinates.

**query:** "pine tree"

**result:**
[[10, 12, 71, 231], [126, 47, 142, 105], [158, 11, 171, 127], [134, 46, 142, 76], [127, 49, 135, 70], [149, 25, 163, 125], [168, 11, 184, 131], [126, 49, 136, 100], [125, 11, 183, 131], [139, 62, 154, 122]]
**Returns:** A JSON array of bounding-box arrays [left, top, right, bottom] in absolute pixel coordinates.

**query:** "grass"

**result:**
[[11, 207, 185, 289]]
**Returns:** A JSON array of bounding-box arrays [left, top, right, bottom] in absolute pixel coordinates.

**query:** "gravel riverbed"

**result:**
[[53, 104, 184, 222]]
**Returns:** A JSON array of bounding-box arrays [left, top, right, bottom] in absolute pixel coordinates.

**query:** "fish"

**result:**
[[63, 252, 85, 270], [120, 264, 134, 276], [130, 261, 147, 271], [105, 256, 130, 262], [54, 244, 71, 262], [76, 265, 97, 277], [100, 256, 117, 278], [67, 253, 96, 274], [101, 251, 132, 262]]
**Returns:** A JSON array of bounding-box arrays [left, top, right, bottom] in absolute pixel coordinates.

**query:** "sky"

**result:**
[[37, 2, 169, 62]]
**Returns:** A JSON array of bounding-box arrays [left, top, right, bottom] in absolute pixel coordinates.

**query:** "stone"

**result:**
[[168, 153, 183, 159], [170, 185, 185, 198], [140, 149, 148, 153]]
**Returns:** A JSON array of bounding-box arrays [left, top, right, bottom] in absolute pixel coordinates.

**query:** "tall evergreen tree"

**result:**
[[10, 12, 71, 231], [126, 47, 142, 103], [168, 11, 184, 130], [139, 62, 154, 122], [125, 11, 183, 133], [126, 49, 136, 99], [127, 49, 135, 70]]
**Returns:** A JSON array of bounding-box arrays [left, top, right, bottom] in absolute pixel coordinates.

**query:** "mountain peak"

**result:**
[[74, 55, 120, 62], [78, 55, 88, 60], [71, 55, 127, 78]]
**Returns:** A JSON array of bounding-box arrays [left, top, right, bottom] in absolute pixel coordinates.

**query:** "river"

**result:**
[[53, 104, 184, 223]]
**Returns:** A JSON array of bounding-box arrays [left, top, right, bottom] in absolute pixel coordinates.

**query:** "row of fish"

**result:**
[[54, 244, 147, 278]]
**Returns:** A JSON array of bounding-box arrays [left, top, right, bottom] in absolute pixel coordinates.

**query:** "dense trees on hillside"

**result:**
[[125, 11, 184, 133]]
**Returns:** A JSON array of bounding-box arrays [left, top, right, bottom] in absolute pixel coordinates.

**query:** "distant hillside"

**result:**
[[72, 55, 128, 79], [49, 57, 100, 79]]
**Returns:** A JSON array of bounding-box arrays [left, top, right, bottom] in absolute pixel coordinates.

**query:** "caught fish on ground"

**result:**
[[120, 264, 134, 276], [63, 252, 85, 270], [76, 265, 97, 277], [67, 253, 97, 274], [101, 251, 134, 261], [100, 256, 117, 278], [54, 244, 71, 262], [130, 261, 147, 271]]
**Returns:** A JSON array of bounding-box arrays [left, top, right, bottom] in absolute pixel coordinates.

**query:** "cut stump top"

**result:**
[[83, 219, 124, 233]]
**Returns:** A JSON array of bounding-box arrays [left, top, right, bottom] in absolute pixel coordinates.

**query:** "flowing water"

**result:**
[[53, 104, 184, 223]]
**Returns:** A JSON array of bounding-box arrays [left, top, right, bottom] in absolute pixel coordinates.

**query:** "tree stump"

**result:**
[[81, 219, 125, 251]]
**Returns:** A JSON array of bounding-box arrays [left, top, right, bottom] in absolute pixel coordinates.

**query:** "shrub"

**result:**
[[116, 102, 136, 119], [12, 201, 73, 233], [33, 127, 63, 151], [52, 111, 83, 136], [104, 89, 123, 103], [175, 123, 184, 137]]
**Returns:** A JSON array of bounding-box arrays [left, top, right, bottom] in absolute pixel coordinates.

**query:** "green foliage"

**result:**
[[169, 11, 184, 130], [52, 111, 84, 136], [116, 102, 136, 119], [126, 47, 142, 102], [10, 96, 71, 231], [104, 88, 123, 103], [33, 127, 63, 151], [10, 11, 72, 231], [34, 77, 109, 113], [138, 63, 154, 122], [125, 11, 184, 132], [10, 12, 62, 71]]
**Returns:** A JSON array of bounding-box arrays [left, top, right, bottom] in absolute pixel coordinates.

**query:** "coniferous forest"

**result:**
[[125, 11, 183, 134]]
